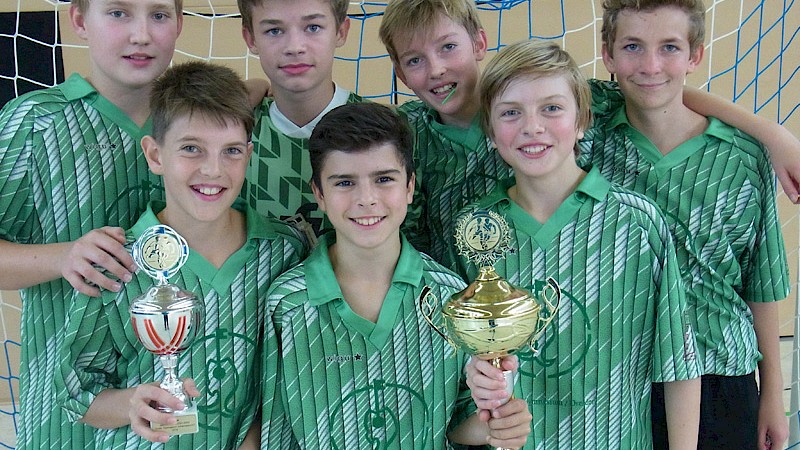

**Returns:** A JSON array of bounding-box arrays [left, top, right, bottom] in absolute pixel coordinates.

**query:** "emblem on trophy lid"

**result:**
[[454, 210, 512, 268], [133, 225, 189, 283]]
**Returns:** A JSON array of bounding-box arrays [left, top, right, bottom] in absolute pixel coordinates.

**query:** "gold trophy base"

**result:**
[[151, 404, 199, 435]]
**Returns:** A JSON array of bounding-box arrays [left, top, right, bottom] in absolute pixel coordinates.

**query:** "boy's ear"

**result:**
[[242, 27, 259, 55], [141, 135, 165, 175], [311, 180, 326, 212], [406, 172, 415, 205], [335, 17, 351, 48], [686, 43, 704, 74], [69, 4, 88, 40], [601, 43, 616, 75], [473, 29, 489, 61]]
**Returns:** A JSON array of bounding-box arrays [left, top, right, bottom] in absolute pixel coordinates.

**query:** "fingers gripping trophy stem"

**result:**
[[491, 357, 515, 450]]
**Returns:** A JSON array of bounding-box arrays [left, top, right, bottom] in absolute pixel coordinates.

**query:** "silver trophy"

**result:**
[[129, 225, 203, 435]]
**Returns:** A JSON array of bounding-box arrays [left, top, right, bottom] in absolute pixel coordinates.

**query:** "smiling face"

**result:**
[[602, 6, 703, 116], [312, 143, 415, 254], [392, 13, 487, 128], [142, 113, 252, 230], [70, 0, 182, 96], [490, 73, 585, 185], [241, 0, 349, 101]]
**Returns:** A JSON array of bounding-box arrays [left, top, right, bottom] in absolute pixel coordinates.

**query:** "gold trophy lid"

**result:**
[[132, 225, 190, 285]]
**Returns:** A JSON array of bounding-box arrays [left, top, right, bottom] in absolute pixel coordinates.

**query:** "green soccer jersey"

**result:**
[[261, 233, 474, 450], [54, 202, 305, 450], [580, 80, 790, 376], [451, 168, 701, 449], [242, 93, 364, 237], [398, 100, 513, 264], [0, 74, 164, 450]]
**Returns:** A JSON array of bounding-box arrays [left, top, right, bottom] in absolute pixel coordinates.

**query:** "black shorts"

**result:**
[[651, 373, 759, 450]]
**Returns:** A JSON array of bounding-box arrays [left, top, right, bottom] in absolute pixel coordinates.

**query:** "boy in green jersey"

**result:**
[[260, 102, 532, 449], [455, 39, 702, 449], [585, 1, 789, 448], [0, 1, 183, 448], [378, 0, 800, 264], [237, 0, 363, 240], [54, 61, 306, 449]]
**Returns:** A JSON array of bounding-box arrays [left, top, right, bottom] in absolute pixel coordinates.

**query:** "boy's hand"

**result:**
[[757, 393, 788, 450], [129, 378, 201, 443], [62, 227, 134, 297], [486, 398, 531, 449], [466, 355, 519, 419], [769, 136, 800, 204]]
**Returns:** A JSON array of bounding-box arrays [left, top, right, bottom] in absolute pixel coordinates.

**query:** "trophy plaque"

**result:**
[[420, 210, 561, 449], [129, 225, 203, 435]]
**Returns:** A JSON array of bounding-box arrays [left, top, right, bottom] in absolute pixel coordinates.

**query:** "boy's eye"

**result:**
[[181, 145, 199, 153], [499, 109, 520, 118], [544, 104, 563, 113], [622, 43, 640, 52], [109, 10, 126, 19], [442, 43, 457, 52], [377, 176, 395, 184], [152, 12, 168, 21], [334, 180, 353, 187], [225, 147, 244, 156], [265, 28, 282, 36], [663, 44, 679, 53], [404, 57, 421, 67], [307, 24, 322, 33]]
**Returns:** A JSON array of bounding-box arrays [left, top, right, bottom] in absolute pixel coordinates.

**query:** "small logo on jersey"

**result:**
[[326, 353, 364, 364], [85, 143, 119, 151]]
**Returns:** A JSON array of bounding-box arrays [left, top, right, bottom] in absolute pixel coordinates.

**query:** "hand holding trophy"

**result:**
[[129, 225, 204, 435], [420, 210, 560, 449]]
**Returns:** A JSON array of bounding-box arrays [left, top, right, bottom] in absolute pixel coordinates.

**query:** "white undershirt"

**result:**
[[269, 84, 352, 139]]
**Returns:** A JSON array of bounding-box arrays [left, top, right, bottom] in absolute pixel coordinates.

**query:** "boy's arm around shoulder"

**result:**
[[0, 93, 135, 295], [682, 87, 800, 203]]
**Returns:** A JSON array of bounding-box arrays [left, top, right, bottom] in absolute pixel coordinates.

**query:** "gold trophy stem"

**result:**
[[491, 357, 514, 450]]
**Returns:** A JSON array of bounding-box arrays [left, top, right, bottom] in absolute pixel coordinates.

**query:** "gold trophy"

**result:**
[[420, 210, 560, 449], [129, 225, 204, 435]]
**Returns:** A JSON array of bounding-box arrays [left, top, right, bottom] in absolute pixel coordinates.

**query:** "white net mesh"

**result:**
[[1, 0, 799, 448]]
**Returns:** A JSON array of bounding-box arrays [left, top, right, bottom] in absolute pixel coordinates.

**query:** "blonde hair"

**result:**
[[601, 0, 706, 56], [479, 39, 592, 140], [238, 0, 349, 34], [379, 0, 483, 64]]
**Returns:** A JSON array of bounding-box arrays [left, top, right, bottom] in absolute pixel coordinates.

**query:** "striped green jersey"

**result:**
[[580, 80, 790, 376], [242, 94, 363, 237], [55, 202, 305, 450], [398, 100, 513, 264], [0, 74, 164, 450], [451, 168, 701, 449], [261, 234, 475, 450]]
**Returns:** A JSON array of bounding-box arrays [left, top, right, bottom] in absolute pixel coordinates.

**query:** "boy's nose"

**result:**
[[640, 51, 662, 74], [356, 185, 378, 206], [284, 31, 307, 55], [522, 115, 545, 135], [200, 156, 222, 176], [129, 17, 152, 45], [429, 56, 446, 79]]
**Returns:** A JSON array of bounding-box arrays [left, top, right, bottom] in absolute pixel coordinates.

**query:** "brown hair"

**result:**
[[309, 103, 414, 191], [601, 0, 706, 56], [238, 0, 349, 34], [149, 61, 254, 142]]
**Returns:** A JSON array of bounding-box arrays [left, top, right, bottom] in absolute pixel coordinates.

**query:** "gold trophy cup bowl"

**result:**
[[421, 266, 560, 367]]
